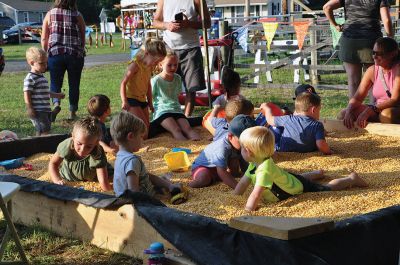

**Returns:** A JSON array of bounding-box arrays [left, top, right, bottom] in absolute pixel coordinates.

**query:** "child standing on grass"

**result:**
[[111, 111, 187, 203], [234, 126, 368, 211], [120, 38, 167, 139], [261, 92, 332, 154], [190, 114, 256, 189], [151, 49, 200, 141], [23, 47, 65, 136], [49, 116, 112, 192], [87, 94, 118, 154]]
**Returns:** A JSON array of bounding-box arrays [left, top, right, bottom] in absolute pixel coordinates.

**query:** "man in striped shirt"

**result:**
[[23, 47, 65, 136]]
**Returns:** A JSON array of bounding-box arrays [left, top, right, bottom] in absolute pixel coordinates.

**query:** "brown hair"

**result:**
[[222, 67, 241, 98], [72, 116, 102, 139], [135, 38, 167, 61], [87, 94, 110, 118], [375, 37, 400, 60], [225, 98, 254, 123], [294, 92, 321, 112], [110, 111, 146, 145], [54, 0, 77, 11]]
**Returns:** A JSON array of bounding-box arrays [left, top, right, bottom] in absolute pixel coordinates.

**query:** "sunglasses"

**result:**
[[372, 50, 385, 57]]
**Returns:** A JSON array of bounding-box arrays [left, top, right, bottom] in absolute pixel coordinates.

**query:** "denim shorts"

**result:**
[[31, 111, 51, 133]]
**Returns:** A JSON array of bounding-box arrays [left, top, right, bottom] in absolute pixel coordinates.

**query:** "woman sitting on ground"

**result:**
[[339, 37, 400, 128]]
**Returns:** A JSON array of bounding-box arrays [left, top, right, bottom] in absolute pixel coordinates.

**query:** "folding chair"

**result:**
[[0, 182, 28, 264]]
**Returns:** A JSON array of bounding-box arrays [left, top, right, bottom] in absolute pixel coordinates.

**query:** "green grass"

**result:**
[[0, 221, 141, 264], [1, 35, 129, 61]]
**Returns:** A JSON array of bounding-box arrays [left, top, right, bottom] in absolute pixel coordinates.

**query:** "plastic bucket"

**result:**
[[163, 151, 191, 172]]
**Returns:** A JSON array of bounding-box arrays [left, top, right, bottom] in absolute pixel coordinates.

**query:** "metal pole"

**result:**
[[245, 0, 250, 21], [200, 0, 212, 108]]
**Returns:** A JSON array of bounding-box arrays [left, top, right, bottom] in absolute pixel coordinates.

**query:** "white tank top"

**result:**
[[163, 0, 200, 50]]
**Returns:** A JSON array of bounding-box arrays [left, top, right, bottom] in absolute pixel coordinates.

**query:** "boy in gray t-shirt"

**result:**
[[190, 115, 257, 189]]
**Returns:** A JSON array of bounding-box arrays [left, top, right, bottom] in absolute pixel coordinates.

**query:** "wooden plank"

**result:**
[[321, 119, 400, 137], [11, 191, 195, 264], [229, 216, 334, 240]]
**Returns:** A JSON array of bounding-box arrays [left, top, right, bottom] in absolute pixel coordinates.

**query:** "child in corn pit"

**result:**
[[234, 126, 368, 211], [49, 116, 113, 192]]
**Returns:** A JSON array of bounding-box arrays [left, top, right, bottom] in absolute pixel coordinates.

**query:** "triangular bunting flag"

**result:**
[[237, 27, 249, 53], [293, 21, 310, 50], [262, 22, 278, 51], [330, 18, 345, 49]]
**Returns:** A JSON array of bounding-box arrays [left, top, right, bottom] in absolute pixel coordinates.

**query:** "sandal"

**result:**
[[170, 186, 189, 205], [51, 106, 61, 122]]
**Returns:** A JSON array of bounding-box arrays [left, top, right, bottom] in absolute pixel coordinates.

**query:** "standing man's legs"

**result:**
[[66, 55, 84, 120], [176, 47, 206, 117]]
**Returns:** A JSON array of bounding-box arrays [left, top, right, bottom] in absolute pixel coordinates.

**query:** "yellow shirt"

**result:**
[[125, 57, 152, 102]]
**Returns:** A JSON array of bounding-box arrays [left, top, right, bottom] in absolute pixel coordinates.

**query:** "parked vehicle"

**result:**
[[0, 16, 16, 30], [2, 22, 42, 44]]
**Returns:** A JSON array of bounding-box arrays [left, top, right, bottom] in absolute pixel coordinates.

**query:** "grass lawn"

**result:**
[[1, 35, 129, 61]]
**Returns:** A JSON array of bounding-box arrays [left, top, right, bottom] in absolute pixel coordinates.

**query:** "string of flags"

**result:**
[[235, 18, 344, 52]]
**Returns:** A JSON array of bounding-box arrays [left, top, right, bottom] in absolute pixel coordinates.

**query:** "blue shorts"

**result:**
[[30, 111, 51, 134]]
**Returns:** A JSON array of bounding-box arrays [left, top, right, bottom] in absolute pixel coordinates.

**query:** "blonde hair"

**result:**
[[136, 38, 167, 61], [295, 92, 321, 113], [26, 47, 47, 63], [72, 116, 102, 139], [154, 48, 178, 74], [240, 126, 275, 161], [225, 98, 254, 123], [110, 111, 146, 145], [87, 94, 110, 118]]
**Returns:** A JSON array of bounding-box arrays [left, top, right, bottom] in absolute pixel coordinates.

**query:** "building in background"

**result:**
[[0, 0, 52, 24]]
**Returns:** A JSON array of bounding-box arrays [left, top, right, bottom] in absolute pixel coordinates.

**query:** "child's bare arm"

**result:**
[[216, 167, 238, 189], [245, 185, 265, 211], [234, 176, 251, 195], [23, 91, 35, 118], [120, 63, 138, 110], [48, 153, 64, 185], [316, 139, 332, 155], [99, 140, 117, 155], [96, 167, 112, 191], [126, 171, 140, 192], [147, 82, 154, 112], [49, 91, 65, 99], [204, 106, 223, 136], [260, 103, 276, 126]]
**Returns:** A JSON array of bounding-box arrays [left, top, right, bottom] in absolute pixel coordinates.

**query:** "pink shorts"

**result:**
[[191, 166, 220, 183]]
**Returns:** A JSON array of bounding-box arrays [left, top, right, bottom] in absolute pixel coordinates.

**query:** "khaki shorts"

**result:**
[[339, 36, 377, 64], [175, 47, 206, 93]]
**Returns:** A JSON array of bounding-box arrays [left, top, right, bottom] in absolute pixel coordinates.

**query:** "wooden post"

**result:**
[[219, 20, 229, 66], [200, 0, 212, 108], [309, 21, 318, 85], [245, 0, 250, 21]]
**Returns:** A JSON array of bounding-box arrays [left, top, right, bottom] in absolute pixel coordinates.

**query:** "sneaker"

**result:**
[[68, 111, 78, 121], [51, 106, 61, 122]]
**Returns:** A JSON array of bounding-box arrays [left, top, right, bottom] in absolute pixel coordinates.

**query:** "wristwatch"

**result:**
[[368, 104, 380, 114]]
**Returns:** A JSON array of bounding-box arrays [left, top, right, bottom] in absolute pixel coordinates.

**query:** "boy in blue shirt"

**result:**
[[261, 91, 332, 154], [190, 114, 257, 189]]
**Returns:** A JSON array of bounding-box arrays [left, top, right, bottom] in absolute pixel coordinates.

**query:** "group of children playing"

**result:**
[[22, 39, 368, 211]]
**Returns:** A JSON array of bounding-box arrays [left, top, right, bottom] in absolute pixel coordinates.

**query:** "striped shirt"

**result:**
[[48, 8, 84, 58], [23, 72, 51, 112]]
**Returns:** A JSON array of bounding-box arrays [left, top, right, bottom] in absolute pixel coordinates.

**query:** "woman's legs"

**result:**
[[160, 117, 188, 140], [48, 55, 66, 107], [66, 55, 84, 119], [176, 118, 200, 140], [344, 62, 363, 99], [380, 107, 400, 124]]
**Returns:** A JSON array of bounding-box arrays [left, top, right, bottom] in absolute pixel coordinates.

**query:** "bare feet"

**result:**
[[187, 130, 200, 141], [349, 172, 368, 188]]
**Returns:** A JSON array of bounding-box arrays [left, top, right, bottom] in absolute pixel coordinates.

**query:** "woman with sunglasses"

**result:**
[[339, 37, 400, 129], [324, 0, 393, 100]]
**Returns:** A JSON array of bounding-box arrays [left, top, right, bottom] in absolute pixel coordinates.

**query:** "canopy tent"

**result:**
[[121, 0, 158, 8]]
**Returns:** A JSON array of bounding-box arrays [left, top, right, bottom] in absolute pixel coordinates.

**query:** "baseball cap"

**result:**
[[228, 114, 257, 137], [293, 84, 317, 100]]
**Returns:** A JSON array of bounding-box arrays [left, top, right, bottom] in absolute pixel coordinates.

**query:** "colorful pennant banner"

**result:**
[[237, 26, 248, 52], [330, 18, 345, 49], [262, 22, 278, 51], [293, 21, 310, 50]]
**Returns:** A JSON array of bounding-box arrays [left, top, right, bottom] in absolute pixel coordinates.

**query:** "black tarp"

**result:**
[[1, 133, 400, 265]]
